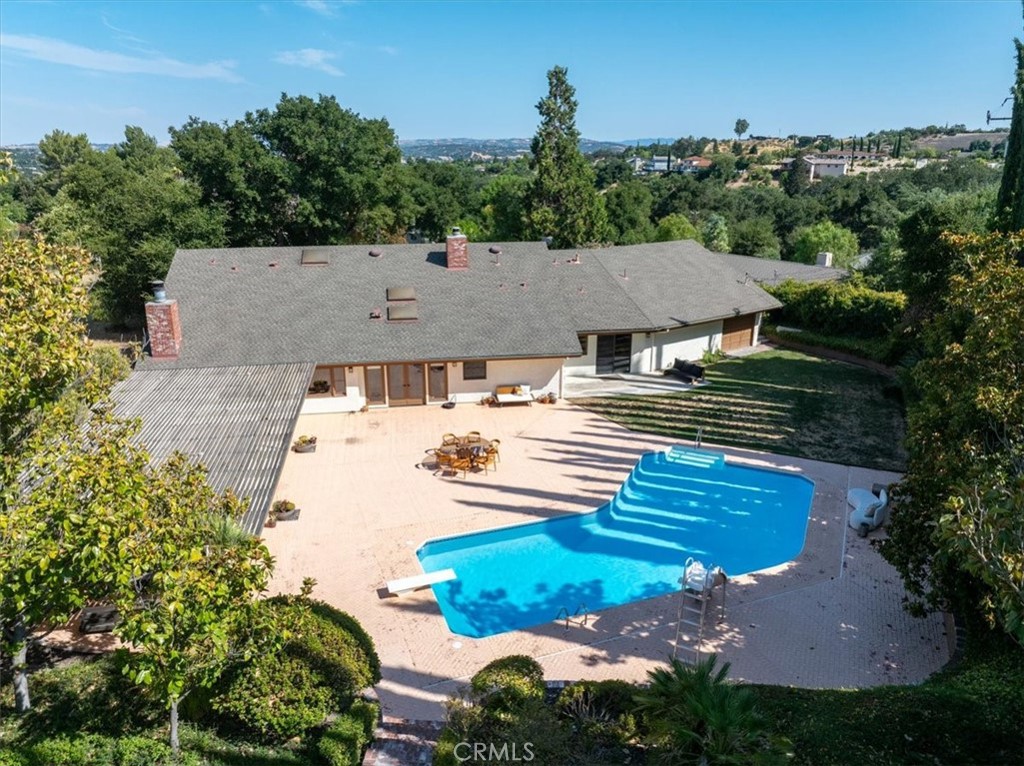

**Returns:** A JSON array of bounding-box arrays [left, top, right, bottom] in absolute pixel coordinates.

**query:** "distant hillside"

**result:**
[[2, 143, 115, 176], [911, 131, 1008, 152], [399, 137, 630, 160]]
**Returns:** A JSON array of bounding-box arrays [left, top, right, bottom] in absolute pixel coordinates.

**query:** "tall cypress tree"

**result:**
[[996, 31, 1024, 231], [526, 66, 608, 248]]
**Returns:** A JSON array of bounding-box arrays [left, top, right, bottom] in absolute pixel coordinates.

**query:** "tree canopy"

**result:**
[[995, 34, 1024, 231], [789, 220, 860, 268]]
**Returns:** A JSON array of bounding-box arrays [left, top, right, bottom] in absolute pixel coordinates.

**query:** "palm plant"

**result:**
[[635, 656, 787, 765]]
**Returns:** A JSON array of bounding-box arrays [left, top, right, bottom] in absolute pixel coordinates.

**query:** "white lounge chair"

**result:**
[[848, 486, 890, 536], [386, 568, 457, 596]]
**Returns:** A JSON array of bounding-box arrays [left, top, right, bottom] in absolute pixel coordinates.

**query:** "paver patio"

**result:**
[[265, 400, 950, 721]]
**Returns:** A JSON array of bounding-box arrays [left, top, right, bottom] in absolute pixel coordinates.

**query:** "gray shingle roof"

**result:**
[[112, 363, 312, 534], [551, 241, 783, 330], [711, 252, 847, 286], [160, 242, 582, 369], [155, 239, 788, 369]]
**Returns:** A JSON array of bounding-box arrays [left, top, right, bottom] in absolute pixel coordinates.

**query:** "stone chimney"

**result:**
[[816, 251, 834, 268], [144, 280, 182, 360], [446, 226, 469, 270]]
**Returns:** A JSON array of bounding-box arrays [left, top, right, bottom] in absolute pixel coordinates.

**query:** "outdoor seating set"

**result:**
[[432, 432, 500, 478]]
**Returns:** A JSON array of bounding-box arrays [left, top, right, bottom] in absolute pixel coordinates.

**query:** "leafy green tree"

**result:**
[[0, 236, 147, 712], [479, 173, 529, 241], [654, 213, 702, 243], [883, 232, 1024, 640], [604, 180, 654, 244], [730, 217, 780, 258], [789, 220, 860, 267], [406, 160, 477, 242], [37, 127, 225, 325], [707, 153, 737, 181], [526, 66, 609, 247], [702, 213, 730, 252], [734, 119, 749, 140], [782, 154, 811, 197], [114, 453, 277, 753], [861, 227, 905, 291], [595, 156, 633, 189], [996, 34, 1024, 230], [898, 189, 994, 317]]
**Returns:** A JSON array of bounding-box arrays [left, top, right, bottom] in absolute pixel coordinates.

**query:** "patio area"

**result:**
[[265, 400, 951, 721]]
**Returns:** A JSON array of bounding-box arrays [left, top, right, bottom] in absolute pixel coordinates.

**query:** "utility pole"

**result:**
[[988, 96, 1014, 159]]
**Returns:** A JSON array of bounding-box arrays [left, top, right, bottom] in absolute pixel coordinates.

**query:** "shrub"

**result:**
[[767, 278, 905, 338], [555, 680, 640, 756], [470, 655, 545, 712], [0, 751, 29, 766], [112, 736, 173, 765], [26, 734, 115, 765], [317, 701, 378, 766], [211, 597, 381, 741]]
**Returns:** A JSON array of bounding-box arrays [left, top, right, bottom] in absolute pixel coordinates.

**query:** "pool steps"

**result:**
[[666, 445, 725, 469]]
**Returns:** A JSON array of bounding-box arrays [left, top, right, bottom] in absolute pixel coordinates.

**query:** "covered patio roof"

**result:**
[[112, 362, 313, 534]]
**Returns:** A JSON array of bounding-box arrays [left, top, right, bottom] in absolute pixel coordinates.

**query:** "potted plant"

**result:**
[[272, 499, 301, 522], [292, 435, 317, 453]]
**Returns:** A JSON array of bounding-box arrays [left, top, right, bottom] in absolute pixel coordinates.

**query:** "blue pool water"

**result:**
[[416, 448, 815, 639]]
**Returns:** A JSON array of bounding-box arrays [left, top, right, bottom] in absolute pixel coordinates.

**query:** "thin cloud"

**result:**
[[274, 48, 344, 77], [296, 0, 335, 17], [378, 45, 398, 56], [0, 34, 241, 82], [100, 15, 149, 47]]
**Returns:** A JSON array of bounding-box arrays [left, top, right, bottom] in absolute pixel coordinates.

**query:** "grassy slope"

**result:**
[[573, 349, 907, 471], [752, 632, 1024, 765]]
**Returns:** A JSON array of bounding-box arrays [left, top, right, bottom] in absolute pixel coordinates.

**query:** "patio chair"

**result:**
[[487, 439, 501, 464], [464, 430, 482, 443], [433, 448, 454, 475], [450, 448, 473, 478], [475, 447, 497, 474], [441, 433, 458, 446]]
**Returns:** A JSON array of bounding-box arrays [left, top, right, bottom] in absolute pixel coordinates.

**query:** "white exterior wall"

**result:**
[[564, 336, 596, 376], [645, 321, 722, 371], [447, 357, 563, 403], [809, 161, 847, 180]]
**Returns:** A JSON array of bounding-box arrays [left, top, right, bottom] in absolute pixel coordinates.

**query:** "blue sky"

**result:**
[[1, 0, 1020, 146]]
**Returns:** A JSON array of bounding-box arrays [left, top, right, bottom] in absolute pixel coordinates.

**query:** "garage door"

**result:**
[[721, 314, 755, 352]]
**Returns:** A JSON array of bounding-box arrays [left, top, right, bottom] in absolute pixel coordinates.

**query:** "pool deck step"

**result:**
[[362, 717, 443, 766]]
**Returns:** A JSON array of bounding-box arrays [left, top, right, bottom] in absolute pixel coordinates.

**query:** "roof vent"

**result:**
[[369, 249, 383, 258], [369, 308, 383, 320], [386, 286, 416, 302], [301, 248, 330, 266], [150, 280, 167, 302], [387, 304, 418, 321], [488, 246, 501, 255]]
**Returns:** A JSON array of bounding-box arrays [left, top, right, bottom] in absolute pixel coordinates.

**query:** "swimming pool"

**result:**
[[417, 447, 815, 638]]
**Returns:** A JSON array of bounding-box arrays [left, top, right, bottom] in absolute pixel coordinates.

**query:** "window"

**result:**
[[308, 365, 347, 397], [462, 360, 487, 381]]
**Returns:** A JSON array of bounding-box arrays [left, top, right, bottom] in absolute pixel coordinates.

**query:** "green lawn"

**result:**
[[573, 349, 907, 471]]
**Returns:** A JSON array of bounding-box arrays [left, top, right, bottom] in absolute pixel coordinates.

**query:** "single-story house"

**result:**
[[804, 157, 849, 180], [114, 233, 837, 532]]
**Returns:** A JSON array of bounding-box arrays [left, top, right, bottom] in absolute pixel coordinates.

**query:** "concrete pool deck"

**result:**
[[265, 400, 950, 721]]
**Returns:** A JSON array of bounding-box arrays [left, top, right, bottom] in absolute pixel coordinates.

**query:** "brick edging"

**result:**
[[764, 335, 898, 378]]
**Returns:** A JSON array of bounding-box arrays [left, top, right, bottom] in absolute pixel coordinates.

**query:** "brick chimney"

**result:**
[[144, 280, 182, 360], [446, 227, 468, 270]]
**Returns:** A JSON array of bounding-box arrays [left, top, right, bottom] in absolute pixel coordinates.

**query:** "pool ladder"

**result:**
[[672, 558, 726, 664], [555, 603, 589, 631], [694, 426, 704, 449]]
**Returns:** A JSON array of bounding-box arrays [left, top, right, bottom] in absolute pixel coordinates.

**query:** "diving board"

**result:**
[[666, 446, 725, 469], [386, 568, 457, 596]]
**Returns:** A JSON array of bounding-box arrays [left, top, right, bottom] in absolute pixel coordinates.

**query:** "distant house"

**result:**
[[678, 155, 713, 173], [804, 156, 848, 180], [117, 234, 837, 532]]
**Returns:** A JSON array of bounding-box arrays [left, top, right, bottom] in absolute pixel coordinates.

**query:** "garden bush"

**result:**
[[470, 655, 545, 712], [112, 736, 173, 765], [767, 278, 906, 338], [25, 733, 115, 765], [555, 680, 640, 758], [211, 597, 381, 741], [317, 700, 379, 766]]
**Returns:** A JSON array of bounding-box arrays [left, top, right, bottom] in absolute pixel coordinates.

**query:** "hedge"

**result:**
[[766, 279, 906, 338], [211, 597, 381, 741], [470, 655, 545, 712], [318, 700, 379, 766]]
